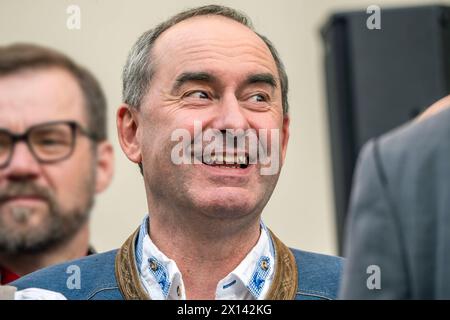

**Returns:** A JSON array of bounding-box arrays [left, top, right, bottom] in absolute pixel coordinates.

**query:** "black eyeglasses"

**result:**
[[0, 120, 96, 169]]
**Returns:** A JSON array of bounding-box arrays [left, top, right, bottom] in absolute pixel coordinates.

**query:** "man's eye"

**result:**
[[248, 94, 268, 103], [38, 138, 65, 146], [33, 134, 69, 146], [185, 91, 209, 99], [42, 139, 60, 145]]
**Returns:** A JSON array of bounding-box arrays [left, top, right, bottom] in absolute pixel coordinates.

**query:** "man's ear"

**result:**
[[94, 141, 114, 193], [281, 114, 290, 166], [116, 104, 142, 164]]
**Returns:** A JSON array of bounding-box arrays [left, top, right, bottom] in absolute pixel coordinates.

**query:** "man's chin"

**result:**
[[193, 190, 259, 218], [0, 205, 48, 227]]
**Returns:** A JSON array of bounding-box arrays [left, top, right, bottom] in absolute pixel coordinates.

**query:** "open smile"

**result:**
[[197, 153, 256, 177]]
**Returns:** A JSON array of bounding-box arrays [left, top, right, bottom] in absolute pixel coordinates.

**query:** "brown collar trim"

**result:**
[[115, 228, 149, 300], [115, 227, 298, 300], [265, 230, 299, 300]]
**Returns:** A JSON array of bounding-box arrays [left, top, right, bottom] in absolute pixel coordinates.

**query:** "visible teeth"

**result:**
[[203, 154, 247, 166], [237, 155, 246, 164], [203, 154, 213, 164], [204, 154, 222, 164], [224, 155, 234, 164]]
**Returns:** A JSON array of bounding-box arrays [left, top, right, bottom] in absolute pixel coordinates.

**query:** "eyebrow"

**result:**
[[173, 72, 218, 93], [171, 71, 278, 93], [244, 73, 277, 89]]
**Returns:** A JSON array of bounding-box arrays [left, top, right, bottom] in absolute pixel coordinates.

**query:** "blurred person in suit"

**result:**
[[340, 95, 450, 299], [0, 43, 114, 284]]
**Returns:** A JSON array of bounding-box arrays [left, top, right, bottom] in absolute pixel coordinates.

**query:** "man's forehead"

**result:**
[[151, 15, 278, 80], [161, 15, 252, 36], [0, 68, 86, 130]]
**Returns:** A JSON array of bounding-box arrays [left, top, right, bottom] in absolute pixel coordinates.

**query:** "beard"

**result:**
[[0, 180, 94, 254]]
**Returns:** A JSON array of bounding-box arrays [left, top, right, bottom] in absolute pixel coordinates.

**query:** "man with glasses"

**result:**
[[0, 43, 114, 286]]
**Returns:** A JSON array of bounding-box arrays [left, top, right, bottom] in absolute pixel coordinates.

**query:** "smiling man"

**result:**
[[0, 44, 114, 286], [11, 5, 342, 300]]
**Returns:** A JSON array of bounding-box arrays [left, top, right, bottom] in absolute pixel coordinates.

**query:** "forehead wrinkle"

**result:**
[[158, 37, 272, 63], [157, 45, 279, 87], [178, 54, 275, 72], [170, 60, 278, 90]]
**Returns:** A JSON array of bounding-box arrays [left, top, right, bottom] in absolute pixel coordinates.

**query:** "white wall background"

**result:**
[[0, 0, 442, 255]]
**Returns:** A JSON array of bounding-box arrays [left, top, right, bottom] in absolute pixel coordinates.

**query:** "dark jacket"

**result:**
[[340, 108, 450, 299]]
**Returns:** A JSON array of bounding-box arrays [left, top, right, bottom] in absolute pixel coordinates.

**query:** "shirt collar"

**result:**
[[135, 215, 275, 300]]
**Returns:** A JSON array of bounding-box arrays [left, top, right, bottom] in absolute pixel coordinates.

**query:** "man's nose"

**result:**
[[4, 142, 40, 181], [212, 94, 250, 131]]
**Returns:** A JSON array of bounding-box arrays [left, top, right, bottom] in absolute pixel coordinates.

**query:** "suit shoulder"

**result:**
[[378, 108, 450, 159], [11, 250, 122, 300], [290, 248, 344, 300]]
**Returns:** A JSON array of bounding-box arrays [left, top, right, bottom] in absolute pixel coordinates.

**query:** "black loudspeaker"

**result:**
[[321, 5, 450, 254]]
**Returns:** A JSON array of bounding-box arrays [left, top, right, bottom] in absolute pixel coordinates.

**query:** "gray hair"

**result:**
[[122, 4, 289, 114]]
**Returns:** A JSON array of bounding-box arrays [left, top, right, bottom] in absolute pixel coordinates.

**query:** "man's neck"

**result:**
[[148, 208, 262, 299], [0, 223, 90, 277]]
